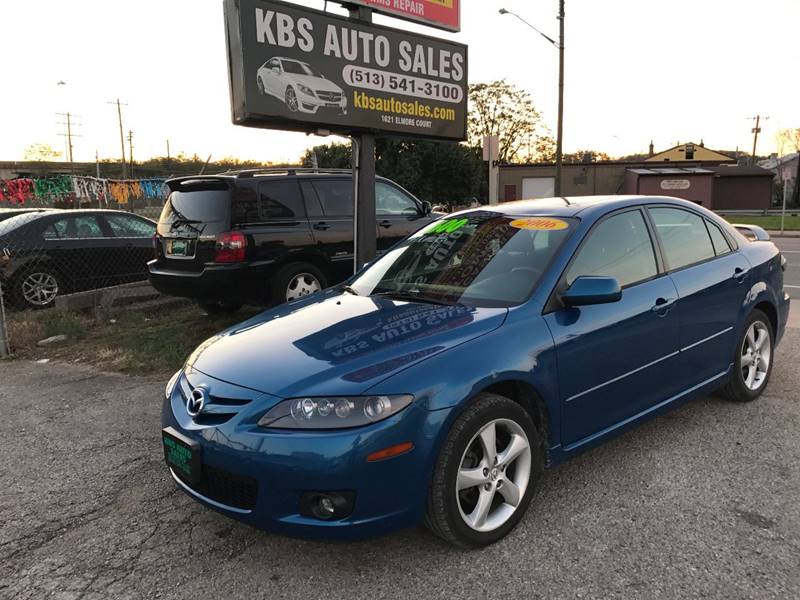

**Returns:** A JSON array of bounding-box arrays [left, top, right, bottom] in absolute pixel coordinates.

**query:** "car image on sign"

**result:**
[[256, 56, 347, 115]]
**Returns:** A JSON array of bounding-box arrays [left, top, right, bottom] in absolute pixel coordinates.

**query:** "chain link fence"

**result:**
[[0, 203, 172, 356]]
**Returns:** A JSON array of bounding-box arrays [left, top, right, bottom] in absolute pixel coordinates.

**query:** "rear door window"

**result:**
[[649, 207, 716, 270], [259, 180, 305, 220], [310, 180, 353, 217], [105, 214, 156, 237], [705, 219, 732, 256]]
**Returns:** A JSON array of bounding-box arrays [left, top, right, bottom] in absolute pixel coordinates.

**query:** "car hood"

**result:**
[[187, 292, 508, 398], [288, 74, 342, 93]]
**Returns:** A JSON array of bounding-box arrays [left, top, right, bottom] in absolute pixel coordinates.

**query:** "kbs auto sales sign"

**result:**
[[224, 0, 468, 141], [346, 0, 460, 33]]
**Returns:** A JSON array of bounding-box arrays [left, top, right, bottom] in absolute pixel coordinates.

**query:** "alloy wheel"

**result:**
[[21, 272, 58, 307], [285, 273, 321, 301], [286, 88, 298, 112], [456, 418, 532, 532], [741, 321, 771, 391]]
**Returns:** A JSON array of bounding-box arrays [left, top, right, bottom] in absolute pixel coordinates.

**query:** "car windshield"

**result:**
[[0, 213, 41, 236], [282, 60, 321, 77], [350, 211, 575, 307]]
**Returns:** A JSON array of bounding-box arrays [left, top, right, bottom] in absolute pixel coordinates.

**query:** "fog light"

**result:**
[[300, 491, 355, 521]]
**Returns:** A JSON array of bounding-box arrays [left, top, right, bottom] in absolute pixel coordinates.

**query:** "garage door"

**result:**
[[522, 177, 555, 199]]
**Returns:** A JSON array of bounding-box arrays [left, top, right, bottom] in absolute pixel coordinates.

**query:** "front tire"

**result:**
[[719, 309, 774, 402], [285, 87, 299, 112], [425, 393, 543, 547], [14, 267, 61, 309]]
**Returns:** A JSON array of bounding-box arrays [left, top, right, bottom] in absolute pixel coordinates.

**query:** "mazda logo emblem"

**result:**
[[187, 387, 207, 417]]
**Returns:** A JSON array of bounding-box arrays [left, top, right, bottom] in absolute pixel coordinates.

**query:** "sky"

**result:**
[[1, 0, 798, 164]]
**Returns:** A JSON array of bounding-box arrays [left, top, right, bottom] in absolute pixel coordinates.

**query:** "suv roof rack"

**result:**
[[218, 167, 354, 178]]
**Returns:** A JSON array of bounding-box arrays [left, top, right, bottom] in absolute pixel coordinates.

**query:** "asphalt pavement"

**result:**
[[2, 324, 799, 599]]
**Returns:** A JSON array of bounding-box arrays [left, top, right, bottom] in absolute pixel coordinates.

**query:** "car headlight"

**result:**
[[257, 395, 413, 430], [165, 370, 182, 399], [297, 84, 315, 97]]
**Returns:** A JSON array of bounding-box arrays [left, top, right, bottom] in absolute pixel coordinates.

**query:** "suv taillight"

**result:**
[[214, 231, 247, 263]]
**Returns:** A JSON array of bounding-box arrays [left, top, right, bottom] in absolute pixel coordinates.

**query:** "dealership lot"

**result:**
[[1, 322, 798, 598]]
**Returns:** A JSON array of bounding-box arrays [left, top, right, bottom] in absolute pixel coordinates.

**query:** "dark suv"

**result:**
[[148, 169, 436, 312]]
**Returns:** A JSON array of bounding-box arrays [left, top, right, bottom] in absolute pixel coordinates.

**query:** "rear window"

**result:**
[[160, 190, 230, 225]]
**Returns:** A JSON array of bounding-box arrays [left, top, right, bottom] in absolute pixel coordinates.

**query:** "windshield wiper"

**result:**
[[341, 284, 360, 296], [166, 197, 203, 234], [371, 288, 459, 306]]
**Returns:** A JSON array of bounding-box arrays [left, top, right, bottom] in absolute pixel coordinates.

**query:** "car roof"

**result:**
[[451, 195, 715, 219]]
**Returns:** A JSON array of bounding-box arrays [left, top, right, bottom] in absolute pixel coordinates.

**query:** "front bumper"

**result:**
[[161, 370, 450, 540], [298, 92, 347, 114]]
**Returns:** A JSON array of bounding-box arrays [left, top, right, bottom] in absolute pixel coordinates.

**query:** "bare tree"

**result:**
[[778, 128, 800, 206], [468, 80, 555, 164]]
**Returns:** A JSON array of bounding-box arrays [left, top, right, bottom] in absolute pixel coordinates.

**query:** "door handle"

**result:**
[[313, 222, 330, 231], [651, 297, 676, 316], [379, 220, 392, 229], [733, 267, 748, 283]]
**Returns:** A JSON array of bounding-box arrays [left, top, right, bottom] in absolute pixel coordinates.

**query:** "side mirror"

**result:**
[[421, 201, 432, 215], [561, 276, 621, 307]]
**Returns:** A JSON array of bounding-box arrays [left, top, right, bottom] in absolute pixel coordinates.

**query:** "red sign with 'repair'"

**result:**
[[346, 0, 460, 33]]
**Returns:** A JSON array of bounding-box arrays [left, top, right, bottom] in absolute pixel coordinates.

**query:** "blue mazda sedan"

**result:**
[[161, 195, 790, 547]]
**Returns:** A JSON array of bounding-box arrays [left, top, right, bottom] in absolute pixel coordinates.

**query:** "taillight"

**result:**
[[214, 231, 247, 263], [152, 234, 160, 260]]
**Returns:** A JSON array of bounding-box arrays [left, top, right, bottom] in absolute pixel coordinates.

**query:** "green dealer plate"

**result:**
[[162, 427, 201, 485]]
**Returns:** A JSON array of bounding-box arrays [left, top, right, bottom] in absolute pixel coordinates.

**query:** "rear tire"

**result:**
[[718, 309, 774, 403], [271, 262, 327, 305], [424, 393, 543, 548], [197, 299, 243, 315]]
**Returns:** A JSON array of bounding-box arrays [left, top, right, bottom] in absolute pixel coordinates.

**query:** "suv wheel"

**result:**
[[425, 393, 544, 547], [272, 262, 327, 305]]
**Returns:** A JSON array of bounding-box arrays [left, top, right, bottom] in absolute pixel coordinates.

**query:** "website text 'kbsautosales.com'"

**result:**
[[352, 91, 457, 130]]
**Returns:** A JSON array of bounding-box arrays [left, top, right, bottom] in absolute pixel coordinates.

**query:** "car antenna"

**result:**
[[561, 197, 571, 206]]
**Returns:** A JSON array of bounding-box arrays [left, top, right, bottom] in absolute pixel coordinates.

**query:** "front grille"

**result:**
[[177, 464, 258, 511], [316, 91, 341, 102]]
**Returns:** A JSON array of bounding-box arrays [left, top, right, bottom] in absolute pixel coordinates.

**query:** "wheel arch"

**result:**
[[753, 300, 778, 335], [474, 379, 552, 461]]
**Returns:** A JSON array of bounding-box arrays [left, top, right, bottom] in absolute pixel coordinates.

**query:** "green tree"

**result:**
[[562, 149, 611, 163], [299, 139, 485, 208], [468, 80, 554, 163], [300, 143, 352, 169]]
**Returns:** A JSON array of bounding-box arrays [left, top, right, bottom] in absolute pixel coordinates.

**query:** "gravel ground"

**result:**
[[1, 327, 799, 600]]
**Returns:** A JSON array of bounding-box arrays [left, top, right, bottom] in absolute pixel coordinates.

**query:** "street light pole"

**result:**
[[555, 0, 565, 196], [499, 4, 565, 196]]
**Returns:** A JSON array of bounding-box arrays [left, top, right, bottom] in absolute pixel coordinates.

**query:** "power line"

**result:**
[[748, 115, 770, 166], [107, 99, 128, 178], [56, 112, 82, 174]]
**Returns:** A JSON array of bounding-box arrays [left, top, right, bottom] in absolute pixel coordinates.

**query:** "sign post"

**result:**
[[483, 135, 499, 205], [224, 0, 467, 269]]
